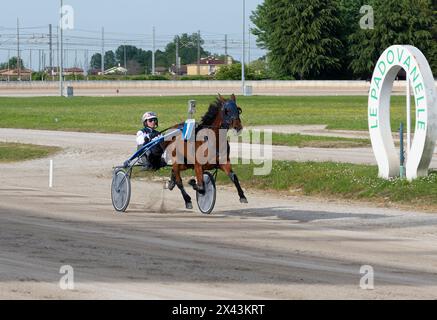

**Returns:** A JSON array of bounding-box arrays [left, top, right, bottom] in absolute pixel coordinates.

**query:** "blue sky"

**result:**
[[0, 0, 265, 68]]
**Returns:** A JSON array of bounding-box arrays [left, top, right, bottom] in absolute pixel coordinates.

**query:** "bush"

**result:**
[[179, 75, 214, 81], [85, 74, 170, 81], [214, 63, 273, 80]]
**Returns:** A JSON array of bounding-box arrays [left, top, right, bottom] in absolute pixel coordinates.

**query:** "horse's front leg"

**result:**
[[220, 161, 248, 203], [188, 163, 205, 195], [173, 164, 193, 209]]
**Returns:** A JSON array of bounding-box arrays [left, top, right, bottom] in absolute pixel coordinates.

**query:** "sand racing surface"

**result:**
[[1, 128, 437, 299]]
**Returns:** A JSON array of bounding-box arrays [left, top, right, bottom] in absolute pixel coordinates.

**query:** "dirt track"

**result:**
[[1, 128, 437, 299]]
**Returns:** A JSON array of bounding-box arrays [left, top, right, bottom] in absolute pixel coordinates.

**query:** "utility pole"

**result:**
[[152, 26, 155, 75], [248, 24, 251, 66], [124, 44, 127, 75], [242, 0, 246, 95], [49, 24, 53, 80], [225, 34, 228, 64], [175, 36, 179, 75], [43, 51, 46, 73], [101, 27, 105, 75], [56, 26, 59, 77], [124, 44, 127, 69], [17, 18, 21, 81], [60, 0, 64, 96], [84, 49, 89, 76], [197, 30, 201, 75], [7, 49, 10, 82], [29, 49, 32, 81], [65, 48, 68, 69]]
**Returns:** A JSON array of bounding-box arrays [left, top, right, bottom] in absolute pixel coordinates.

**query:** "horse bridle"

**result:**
[[221, 100, 242, 129]]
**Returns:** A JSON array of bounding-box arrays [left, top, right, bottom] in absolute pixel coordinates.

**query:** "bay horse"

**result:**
[[165, 94, 248, 209]]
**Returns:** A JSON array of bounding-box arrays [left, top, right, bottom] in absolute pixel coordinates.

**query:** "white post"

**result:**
[[406, 72, 411, 156], [49, 159, 54, 188]]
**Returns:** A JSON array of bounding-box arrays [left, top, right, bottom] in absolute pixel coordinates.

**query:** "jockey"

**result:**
[[137, 111, 166, 170]]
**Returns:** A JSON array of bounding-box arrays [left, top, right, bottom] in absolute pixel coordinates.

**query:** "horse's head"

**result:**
[[219, 94, 243, 134]]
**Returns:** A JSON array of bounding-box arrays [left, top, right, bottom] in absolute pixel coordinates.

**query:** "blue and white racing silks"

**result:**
[[136, 127, 161, 146]]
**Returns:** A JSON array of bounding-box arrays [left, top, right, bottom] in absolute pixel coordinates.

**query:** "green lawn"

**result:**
[[0, 95, 408, 134], [0, 142, 61, 163], [266, 132, 369, 148], [134, 161, 437, 210]]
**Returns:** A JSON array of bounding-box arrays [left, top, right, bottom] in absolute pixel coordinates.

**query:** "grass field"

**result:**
[[266, 132, 369, 148], [0, 95, 408, 134], [134, 161, 437, 211], [0, 142, 61, 163], [0, 96, 431, 209]]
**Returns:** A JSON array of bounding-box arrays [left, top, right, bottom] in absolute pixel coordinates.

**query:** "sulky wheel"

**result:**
[[111, 168, 131, 212], [196, 172, 217, 215]]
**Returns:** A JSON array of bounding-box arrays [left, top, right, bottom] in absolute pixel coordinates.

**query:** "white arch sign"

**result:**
[[368, 45, 437, 180]]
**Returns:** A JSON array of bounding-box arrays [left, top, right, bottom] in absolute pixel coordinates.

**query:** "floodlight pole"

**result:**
[[17, 18, 21, 81], [242, 0, 246, 96], [59, 0, 64, 96], [152, 26, 155, 75], [101, 27, 105, 75]]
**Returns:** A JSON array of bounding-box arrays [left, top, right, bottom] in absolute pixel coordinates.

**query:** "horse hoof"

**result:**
[[188, 179, 196, 187], [186, 202, 193, 209], [240, 197, 248, 204], [167, 181, 175, 191]]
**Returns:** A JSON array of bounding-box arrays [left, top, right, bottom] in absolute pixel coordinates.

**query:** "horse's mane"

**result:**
[[199, 98, 223, 126]]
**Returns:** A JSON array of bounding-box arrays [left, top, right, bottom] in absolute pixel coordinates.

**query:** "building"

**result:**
[[0, 68, 32, 81], [46, 67, 84, 77], [104, 65, 128, 75], [169, 64, 188, 76], [186, 56, 227, 76]]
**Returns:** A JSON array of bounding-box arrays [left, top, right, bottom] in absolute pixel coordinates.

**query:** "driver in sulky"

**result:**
[[136, 111, 167, 170]]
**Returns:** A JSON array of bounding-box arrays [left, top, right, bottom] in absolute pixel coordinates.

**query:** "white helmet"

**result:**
[[142, 111, 158, 124]]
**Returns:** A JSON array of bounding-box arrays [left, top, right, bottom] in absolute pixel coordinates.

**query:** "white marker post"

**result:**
[[49, 159, 54, 188]]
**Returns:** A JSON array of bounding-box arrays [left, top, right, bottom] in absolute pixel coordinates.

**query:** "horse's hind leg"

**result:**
[[173, 165, 193, 209], [220, 162, 248, 203], [168, 170, 176, 191]]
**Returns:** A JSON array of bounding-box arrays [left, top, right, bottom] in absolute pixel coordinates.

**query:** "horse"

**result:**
[[164, 94, 248, 209]]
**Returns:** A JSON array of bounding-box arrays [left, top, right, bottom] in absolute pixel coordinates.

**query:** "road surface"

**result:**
[[1, 128, 437, 299]]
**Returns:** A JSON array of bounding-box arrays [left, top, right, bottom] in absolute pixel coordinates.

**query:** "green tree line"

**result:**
[[251, 0, 437, 79], [89, 33, 210, 74]]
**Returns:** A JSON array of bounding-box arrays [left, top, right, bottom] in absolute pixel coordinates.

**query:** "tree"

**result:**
[[154, 50, 169, 70], [89, 53, 102, 70], [104, 51, 117, 69], [0, 56, 25, 69], [115, 45, 140, 65], [251, 0, 344, 79], [165, 33, 210, 66], [348, 0, 437, 78], [249, 58, 272, 79], [337, 0, 368, 78]]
